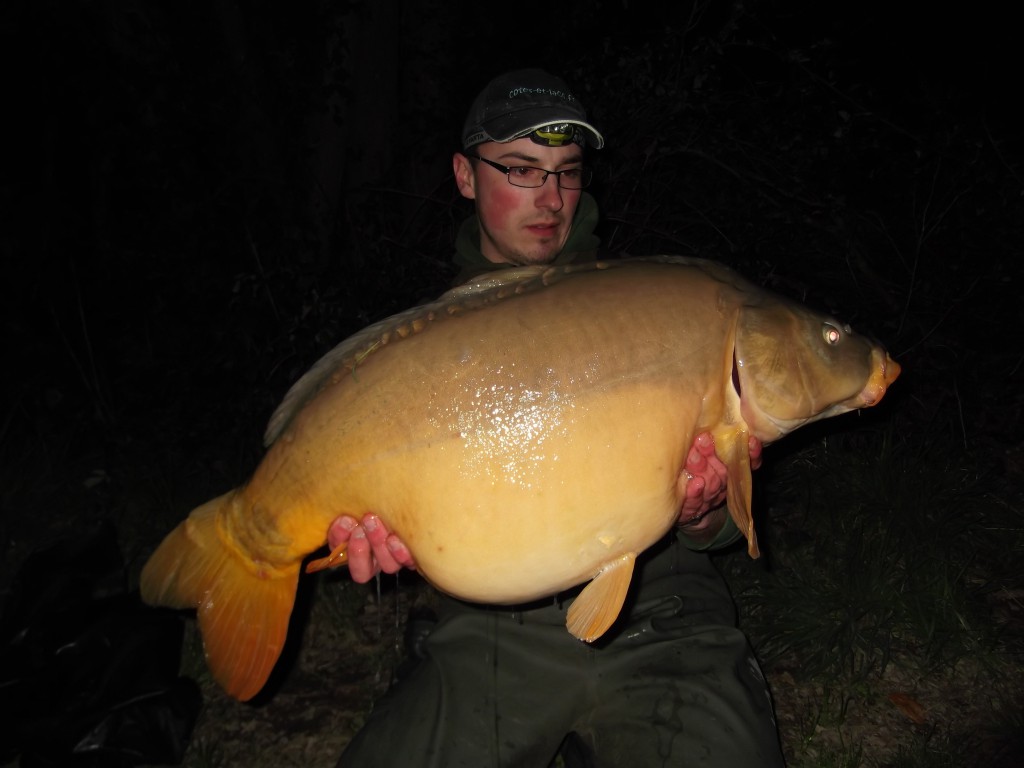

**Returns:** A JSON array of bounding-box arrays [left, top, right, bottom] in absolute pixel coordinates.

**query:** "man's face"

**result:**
[[453, 138, 585, 267]]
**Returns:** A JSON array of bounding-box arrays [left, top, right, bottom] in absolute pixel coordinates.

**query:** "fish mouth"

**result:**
[[859, 351, 901, 406], [884, 353, 902, 386]]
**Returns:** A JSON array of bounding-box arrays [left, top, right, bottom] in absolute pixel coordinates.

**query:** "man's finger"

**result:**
[[386, 536, 417, 570], [362, 514, 402, 574], [749, 436, 764, 470], [327, 515, 358, 550], [346, 527, 375, 583]]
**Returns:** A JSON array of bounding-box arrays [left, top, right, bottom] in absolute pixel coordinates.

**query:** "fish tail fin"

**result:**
[[140, 490, 298, 701]]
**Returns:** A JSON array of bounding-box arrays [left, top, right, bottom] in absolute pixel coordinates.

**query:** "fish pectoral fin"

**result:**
[[719, 428, 760, 559], [305, 542, 349, 573], [565, 552, 636, 643]]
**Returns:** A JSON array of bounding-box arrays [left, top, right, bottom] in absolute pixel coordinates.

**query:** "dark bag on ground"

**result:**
[[0, 521, 201, 767]]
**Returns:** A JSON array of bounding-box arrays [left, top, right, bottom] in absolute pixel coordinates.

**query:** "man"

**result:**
[[329, 69, 784, 767]]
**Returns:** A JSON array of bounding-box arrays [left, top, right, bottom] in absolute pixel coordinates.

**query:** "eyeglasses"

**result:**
[[468, 154, 593, 190]]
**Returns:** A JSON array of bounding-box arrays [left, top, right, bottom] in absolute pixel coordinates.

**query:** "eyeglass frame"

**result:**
[[466, 153, 594, 190]]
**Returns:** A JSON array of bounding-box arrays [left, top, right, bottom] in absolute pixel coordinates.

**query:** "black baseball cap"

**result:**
[[461, 68, 604, 150]]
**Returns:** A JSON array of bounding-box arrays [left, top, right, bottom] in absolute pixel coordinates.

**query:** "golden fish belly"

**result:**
[[382, 385, 697, 603], [255, 304, 718, 603]]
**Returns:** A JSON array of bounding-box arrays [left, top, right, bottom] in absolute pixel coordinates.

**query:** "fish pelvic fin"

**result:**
[[305, 541, 349, 573], [139, 491, 299, 701], [566, 552, 636, 642], [717, 427, 760, 559]]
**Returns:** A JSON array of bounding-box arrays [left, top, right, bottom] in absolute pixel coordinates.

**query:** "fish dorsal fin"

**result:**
[[441, 265, 550, 298], [716, 427, 760, 558], [565, 552, 636, 642]]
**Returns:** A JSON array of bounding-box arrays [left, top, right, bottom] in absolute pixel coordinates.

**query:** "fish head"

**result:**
[[733, 297, 901, 443]]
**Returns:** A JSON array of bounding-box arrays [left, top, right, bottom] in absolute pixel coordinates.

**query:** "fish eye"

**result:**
[[822, 323, 843, 345]]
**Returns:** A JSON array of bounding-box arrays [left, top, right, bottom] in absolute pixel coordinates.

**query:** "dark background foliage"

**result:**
[[1, 0, 1021, 763], [4, 0, 1019, 474]]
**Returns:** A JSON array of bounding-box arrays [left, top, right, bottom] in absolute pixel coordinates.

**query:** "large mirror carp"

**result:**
[[141, 256, 901, 701]]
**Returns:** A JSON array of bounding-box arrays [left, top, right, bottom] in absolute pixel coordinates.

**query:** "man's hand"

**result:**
[[326, 513, 417, 584], [676, 432, 762, 535]]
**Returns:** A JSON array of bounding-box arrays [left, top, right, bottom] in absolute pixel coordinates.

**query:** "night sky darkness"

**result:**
[[0, 1, 1021, 760]]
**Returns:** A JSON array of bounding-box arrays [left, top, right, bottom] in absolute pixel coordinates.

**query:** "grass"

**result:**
[[181, 739, 226, 768], [717, 417, 1024, 766], [739, 422, 1007, 673]]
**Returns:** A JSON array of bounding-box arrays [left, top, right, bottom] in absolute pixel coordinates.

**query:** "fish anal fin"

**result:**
[[717, 428, 760, 559], [140, 491, 299, 701], [565, 552, 636, 642]]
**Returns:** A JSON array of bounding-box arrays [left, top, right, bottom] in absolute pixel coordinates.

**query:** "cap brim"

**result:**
[[473, 110, 605, 149]]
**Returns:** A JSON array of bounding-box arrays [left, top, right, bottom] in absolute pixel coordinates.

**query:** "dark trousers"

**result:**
[[338, 537, 784, 768]]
